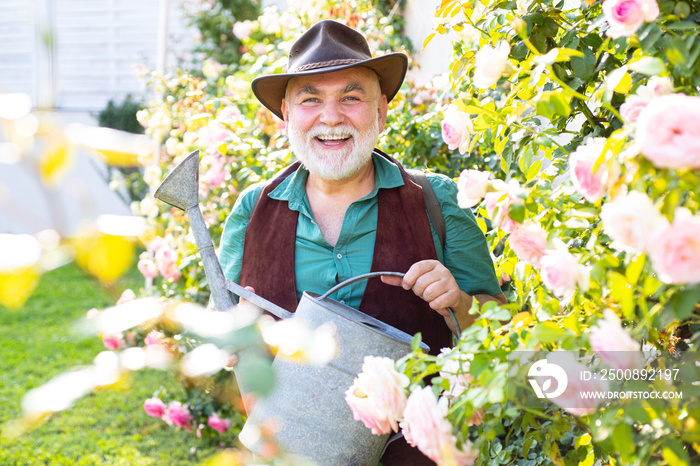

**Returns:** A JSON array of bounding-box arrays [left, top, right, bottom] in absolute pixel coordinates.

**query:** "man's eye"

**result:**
[[301, 97, 319, 104]]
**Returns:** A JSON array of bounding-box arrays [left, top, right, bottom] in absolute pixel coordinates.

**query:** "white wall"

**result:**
[[0, 0, 196, 112]]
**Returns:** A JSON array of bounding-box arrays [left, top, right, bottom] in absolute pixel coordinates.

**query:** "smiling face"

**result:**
[[281, 66, 388, 181]]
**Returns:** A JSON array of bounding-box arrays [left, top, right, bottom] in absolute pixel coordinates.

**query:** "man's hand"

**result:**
[[381, 260, 507, 335], [380, 260, 464, 314]]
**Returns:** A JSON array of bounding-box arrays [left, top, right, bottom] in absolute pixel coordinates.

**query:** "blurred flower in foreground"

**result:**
[[400, 386, 478, 465], [345, 356, 408, 435], [540, 240, 589, 301], [600, 190, 666, 253], [648, 208, 700, 284], [634, 94, 700, 169], [589, 310, 645, 370], [602, 0, 659, 39], [543, 353, 609, 417], [0, 234, 42, 309], [259, 318, 338, 365]]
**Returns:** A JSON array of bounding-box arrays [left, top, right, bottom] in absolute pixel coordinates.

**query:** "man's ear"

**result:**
[[281, 98, 289, 122], [378, 94, 388, 133]]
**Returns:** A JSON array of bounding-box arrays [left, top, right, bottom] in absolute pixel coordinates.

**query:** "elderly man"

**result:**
[[219, 19, 505, 465]]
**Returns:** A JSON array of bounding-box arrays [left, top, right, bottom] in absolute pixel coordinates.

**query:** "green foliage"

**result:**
[[183, 0, 261, 65], [97, 95, 145, 134]]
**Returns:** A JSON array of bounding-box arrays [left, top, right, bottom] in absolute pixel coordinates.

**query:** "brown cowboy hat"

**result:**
[[251, 19, 408, 120]]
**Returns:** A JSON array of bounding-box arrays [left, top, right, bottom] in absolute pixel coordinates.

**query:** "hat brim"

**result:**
[[251, 53, 408, 120]]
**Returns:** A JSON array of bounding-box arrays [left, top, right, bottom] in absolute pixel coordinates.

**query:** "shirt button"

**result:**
[[336, 253, 343, 259]]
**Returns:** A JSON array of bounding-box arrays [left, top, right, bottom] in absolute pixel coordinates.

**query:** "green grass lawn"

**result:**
[[0, 263, 222, 465]]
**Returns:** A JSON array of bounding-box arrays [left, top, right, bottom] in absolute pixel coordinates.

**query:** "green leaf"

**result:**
[[667, 21, 699, 31], [411, 332, 423, 351], [237, 353, 276, 397], [470, 353, 491, 378], [661, 438, 690, 466], [610, 271, 635, 319], [668, 285, 700, 320], [625, 254, 646, 286], [628, 56, 667, 76], [639, 23, 664, 51], [532, 321, 565, 344], [571, 48, 596, 80], [507, 202, 526, 223], [613, 423, 635, 463], [526, 160, 543, 181]]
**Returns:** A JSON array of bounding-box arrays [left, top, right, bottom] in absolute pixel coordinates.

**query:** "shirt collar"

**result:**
[[268, 151, 405, 210]]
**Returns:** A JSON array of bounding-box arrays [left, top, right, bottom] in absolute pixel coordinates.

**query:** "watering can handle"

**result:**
[[320, 271, 461, 336]]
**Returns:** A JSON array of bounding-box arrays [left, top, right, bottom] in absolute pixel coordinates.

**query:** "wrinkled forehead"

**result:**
[[285, 66, 382, 97]]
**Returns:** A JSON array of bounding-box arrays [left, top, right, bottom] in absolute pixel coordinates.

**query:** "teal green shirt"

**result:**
[[218, 153, 501, 308]]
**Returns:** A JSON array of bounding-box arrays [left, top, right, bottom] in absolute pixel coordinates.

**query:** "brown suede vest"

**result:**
[[239, 153, 452, 355]]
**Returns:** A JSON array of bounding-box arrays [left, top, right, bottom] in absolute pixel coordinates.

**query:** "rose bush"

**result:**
[[359, 0, 700, 464]]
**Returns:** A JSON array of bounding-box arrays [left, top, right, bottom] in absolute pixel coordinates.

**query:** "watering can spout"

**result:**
[[154, 150, 200, 210]]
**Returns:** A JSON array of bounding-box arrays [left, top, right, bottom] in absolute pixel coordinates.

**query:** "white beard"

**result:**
[[287, 119, 379, 181]]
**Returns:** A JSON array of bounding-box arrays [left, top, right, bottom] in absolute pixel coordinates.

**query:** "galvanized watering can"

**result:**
[[155, 150, 437, 465]]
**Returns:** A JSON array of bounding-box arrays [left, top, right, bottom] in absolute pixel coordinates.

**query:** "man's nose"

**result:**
[[318, 101, 344, 126]]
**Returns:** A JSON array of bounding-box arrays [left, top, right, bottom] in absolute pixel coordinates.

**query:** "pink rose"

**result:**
[[217, 105, 242, 124], [635, 94, 700, 169], [232, 20, 253, 39], [569, 137, 620, 203], [602, 0, 659, 38], [636, 76, 674, 100], [589, 311, 644, 370], [164, 401, 194, 431], [619, 95, 649, 124], [484, 181, 526, 233], [456, 169, 490, 208], [540, 240, 589, 300], [207, 413, 233, 434], [600, 191, 667, 253], [102, 332, 125, 351], [137, 252, 158, 279], [648, 208, 700, 284], [198, 123, 233, 148], [441, 105, 473, 155], [155, 246, 181, 282], [508, 221, 548, 267], [473, 42, 510, 89], [202, 154, 226, 188], [345, 356, 409, 435], [540, 353, 609, 417], [144, 330, 164, 346], [143, 397, 166, 418], [400, 386, 477, 465]]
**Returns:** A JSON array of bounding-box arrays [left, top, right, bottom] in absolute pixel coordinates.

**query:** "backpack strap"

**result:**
[[406, 169, 446, 251]]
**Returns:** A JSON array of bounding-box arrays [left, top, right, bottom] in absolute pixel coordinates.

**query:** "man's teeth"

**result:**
[[317, 135, 350, 141]]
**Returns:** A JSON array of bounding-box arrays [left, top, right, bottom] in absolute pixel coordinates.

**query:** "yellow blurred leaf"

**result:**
[[0, 265, 41, 309], [65, 124, 154, 167], [0, 233, 43, 309], [73, 229, 135, 284], [93, 149, 142, 167], [39, 136, 74, 185]]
